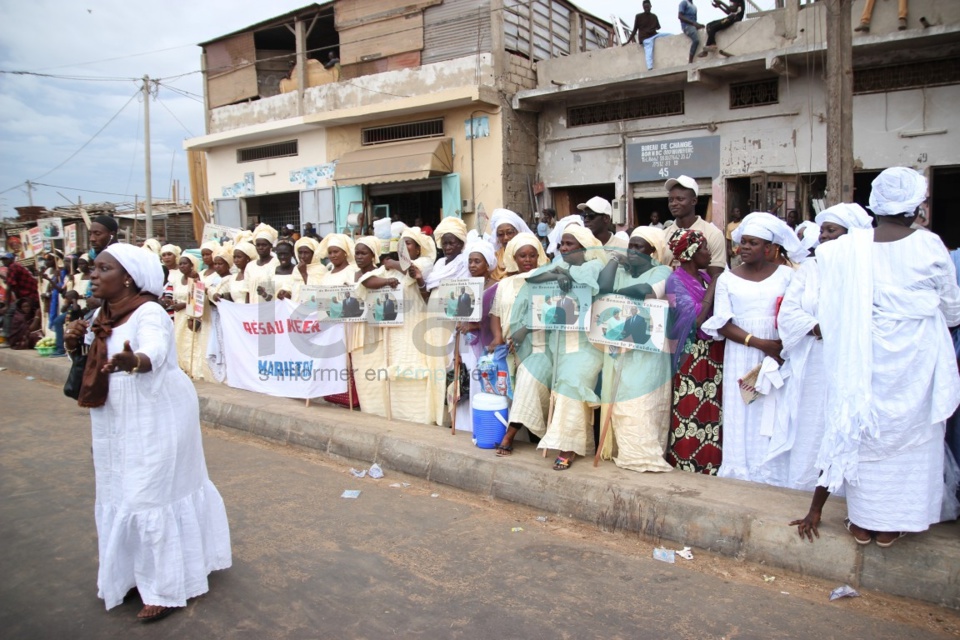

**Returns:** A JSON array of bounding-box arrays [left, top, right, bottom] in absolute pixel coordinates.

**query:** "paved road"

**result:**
[[1, 370, 955, 639]]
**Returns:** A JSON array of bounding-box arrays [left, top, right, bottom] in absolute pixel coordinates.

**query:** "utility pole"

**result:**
[[825, 0, 854, 205], [143, 75, 154, 239], [25, 179, 34, 206]]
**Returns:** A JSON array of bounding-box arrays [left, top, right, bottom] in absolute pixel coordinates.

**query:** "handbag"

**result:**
[[63, 347, 88, 400], [737, 362, 762, 405]]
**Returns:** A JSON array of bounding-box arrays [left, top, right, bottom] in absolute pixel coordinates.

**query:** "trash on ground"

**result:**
[[349, 468, 367, 478], [0, 367, 7, 372], [341, 490, 362, 499], [368, 463, 384, 479], [676, 546, 694, 560], [25, 376, 35, 381], [781, 591, 790, 595], [763, 575, 776, 583], [829, 585, 860, 601], [430, 493, 440, 498], [389, 483, 402, 488], [511, 527, 524, 533], [653, 547, 675, 564], [536, 516, 548, 523]]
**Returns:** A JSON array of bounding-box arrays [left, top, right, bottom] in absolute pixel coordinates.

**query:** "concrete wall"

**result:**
[[325, 103, 506, 230], [499, 54, 540, 220], [206, 128, 329, 201], [537, 68, 960, 229], [208, 55, 497, 135]]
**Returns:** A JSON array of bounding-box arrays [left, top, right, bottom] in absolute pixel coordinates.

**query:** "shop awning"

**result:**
[[334, 138, 453, 187]]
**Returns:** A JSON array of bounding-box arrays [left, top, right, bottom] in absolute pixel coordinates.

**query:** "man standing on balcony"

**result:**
[[699, 0, 745, 57], [625, 1, 669, 71], [855, 0, 909, 33], [678, 0, 704, 64]]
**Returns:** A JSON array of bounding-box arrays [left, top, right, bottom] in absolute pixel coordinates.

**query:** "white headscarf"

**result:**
[[547, 215, 584, 255], [815, 202, 873, 230], [142, 238, 162, 256], [234, 241, 258, 261], [433, 217, 468, 245], [318, 234, 356, 266], [503, 232, 549, 273], [200, 240, 220, 254], [869, 167, 927, 217], [630, 226, 671, 265], [355, 236, 381, 265], [488, 208, 533, 249], [294, 237, 322, 264], [465, 230, 497, 270], [563, 225, 608, 265], [253, 223, 279, 245], [733, 212, 806, 262], [795, 220, 821, 252], [160, 244, 181, 259], [400, 227, 437, 263], [103, 243, 164, 297]]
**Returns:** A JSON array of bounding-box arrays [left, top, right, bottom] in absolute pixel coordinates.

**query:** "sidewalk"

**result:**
[[3, 347, 957, 609]]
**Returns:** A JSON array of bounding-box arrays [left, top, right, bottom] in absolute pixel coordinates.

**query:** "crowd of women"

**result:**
[[114, 165, 958, 548]]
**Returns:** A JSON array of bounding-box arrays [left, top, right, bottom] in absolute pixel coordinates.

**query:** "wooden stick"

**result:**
[[543, 327, 562, 457], [347, 351, 355, 411], [594, 348, 626, 467], [384, 328, 392, 421], [451, 328, 460, 434]]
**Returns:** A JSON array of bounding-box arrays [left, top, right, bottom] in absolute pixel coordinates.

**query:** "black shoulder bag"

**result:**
[[63, 346, 88, 400]]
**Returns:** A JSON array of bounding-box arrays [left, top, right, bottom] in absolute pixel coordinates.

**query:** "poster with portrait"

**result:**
[[366, 287, 404, 327], [202, 223, 241, 245], [191, 281, 206, 317], [37, 217, 64, 240], [17, 231, 33, 259], [64, 224, 78, 255], [587, 294, 671, 353], [28, 227, 44, 256], [525, 282, 592, 332], [312, 285, 366, 322], [428, 277, 483, 322]]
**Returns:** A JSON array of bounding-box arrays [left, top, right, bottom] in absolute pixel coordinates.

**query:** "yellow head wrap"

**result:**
[[234, 241, 258, 261], [629, 226, 672, 265], [253, 223, 279, 246], [400, 227, 437, 262], [503, 232, 549, 273], [318, 233, 356, 265], [562, 226, 607, 265], [160, 244, 182, 259], [294, 237, 322, 264], [355, 236, 382, 265], [433, 217, 468, 246]]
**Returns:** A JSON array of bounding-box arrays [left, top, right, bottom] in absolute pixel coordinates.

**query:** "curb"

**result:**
[[3, 348, 957, 609]]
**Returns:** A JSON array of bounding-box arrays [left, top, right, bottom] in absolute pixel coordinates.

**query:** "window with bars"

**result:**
[[361, 118, 445, 146], [567, 91, 684, 127], [854, 57, 960, 95], [729, 78, 779, 109], [237, 140, 298, 163]]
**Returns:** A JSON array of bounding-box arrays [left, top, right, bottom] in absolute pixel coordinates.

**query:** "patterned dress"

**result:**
[[665, 267, 723, 474]]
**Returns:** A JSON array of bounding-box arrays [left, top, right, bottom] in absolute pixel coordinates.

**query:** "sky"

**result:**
[[0, 0, 770, 218]]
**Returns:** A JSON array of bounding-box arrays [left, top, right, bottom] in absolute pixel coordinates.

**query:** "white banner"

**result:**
[[215, 300, 348, 399]]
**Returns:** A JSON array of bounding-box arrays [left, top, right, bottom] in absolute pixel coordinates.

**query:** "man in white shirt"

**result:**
[[577, 196, 628, 253], [648, 211, 665, 229], [664, 175, 726, 277]]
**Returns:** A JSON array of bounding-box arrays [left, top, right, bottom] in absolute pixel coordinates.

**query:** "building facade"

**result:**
[[516, 0, 960, 247], [185, 0, 612, 236]]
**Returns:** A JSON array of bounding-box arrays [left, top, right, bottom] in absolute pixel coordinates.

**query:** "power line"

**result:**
[[31, 181, 173, 201], [155, 92, 196, 137], [25, 43, 198, 73], [0, 70, 139, 82]]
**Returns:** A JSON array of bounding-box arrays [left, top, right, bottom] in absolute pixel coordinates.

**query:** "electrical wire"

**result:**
[[0, 70, 138, 82], [155, 92, 196, 137], [30, 181, 170, 201]]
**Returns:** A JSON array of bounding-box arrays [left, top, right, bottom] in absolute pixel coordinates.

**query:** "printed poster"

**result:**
[[191, 280, 206, 317], [525, 282, 593, 332], [37, 217, 64, 240], [214, 300, 348, 399], [428, 277, 483, 322], [28, 227, 44, 256], [202, 223, 241, 244], [314, 285, 367, 322], [64, 224, 78, 255], [587, 294, 670, 353], [366, 287, 404, 326]]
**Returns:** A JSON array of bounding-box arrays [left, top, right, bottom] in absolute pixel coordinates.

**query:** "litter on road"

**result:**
[[653, 547, 675, 564], [829, 585, 861, 601], [369, 463, 384, 479], [341, 490, 362, 499]]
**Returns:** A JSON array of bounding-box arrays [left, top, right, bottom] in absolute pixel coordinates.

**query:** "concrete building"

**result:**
[[515, 0, 960, 248], [184, 0, 612, 236]]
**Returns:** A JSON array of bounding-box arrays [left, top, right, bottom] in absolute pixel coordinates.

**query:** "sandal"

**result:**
[[138, 605, 176, 623], [553, 455, 574, 471], [844, 518, 872, 545], [875, 532, 906, 548], [495, 444, 513, 457]]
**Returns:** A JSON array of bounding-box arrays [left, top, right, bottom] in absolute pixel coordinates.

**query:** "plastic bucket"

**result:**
[[472, 392, 509, 449]]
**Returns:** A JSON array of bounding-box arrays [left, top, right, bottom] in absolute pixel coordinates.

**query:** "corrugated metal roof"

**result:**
[[199, 2, 335, 46]]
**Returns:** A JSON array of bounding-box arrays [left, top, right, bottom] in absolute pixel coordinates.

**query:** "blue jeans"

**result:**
[[682, 25, 700, 61], [642, 33, 670, 70], [52, 311, 67, 355]]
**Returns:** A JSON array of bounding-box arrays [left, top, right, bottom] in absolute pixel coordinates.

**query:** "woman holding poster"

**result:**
[[351, 237, 388, 416], [63, 243, 231, 622], [277, 237, 324, 302], [317, 234, 360, 408], [171, 254, 205, 379], [595, 227, 674, 473]]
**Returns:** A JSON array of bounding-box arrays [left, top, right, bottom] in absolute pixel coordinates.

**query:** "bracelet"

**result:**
[[131, 354, 141, 374], [744, 333, 753, 347]]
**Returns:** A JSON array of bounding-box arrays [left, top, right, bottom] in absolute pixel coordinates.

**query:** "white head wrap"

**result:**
[[488, 208, 533, 249], [355, 236, 382, 265], [400, 227, 437, 262], [294, 237, 322, 264], [630, 226, 671, 265], [390, 221, 409, 237], [869, 167, 927, 217], [233, 230, 254, 245], [103, 243, 164, 297], [234, 241, 258, 261], [815, 202, 873, 231], [180, 252, 200, 273], [547, 215, 584, 255], [318, 234, 356, 265], [253, 223, 279, 246], [562, 225, 608, 265], [433, 217, 468, 245], [200, 240, 220, 254], [795, 220, 821, 252], [160, 244, 182, 259], [214, 242, 235, 263], [465, 230, 497, 270], [142, 238, 162, 256], [732, 212, 806, 262], [503, 232, 549, 273]]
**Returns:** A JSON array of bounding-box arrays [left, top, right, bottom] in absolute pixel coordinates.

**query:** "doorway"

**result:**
[[932, 166, 960, 249]]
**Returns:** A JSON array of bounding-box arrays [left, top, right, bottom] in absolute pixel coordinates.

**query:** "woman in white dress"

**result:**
[[171, 253, 205, 378], [487, 208, 532, 282], [792, 168, 960, 547], [702, 212, 800, 486], [64, 243, 231, 622], [771, 203, 873, 491], [318, 234, 360, 408]]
